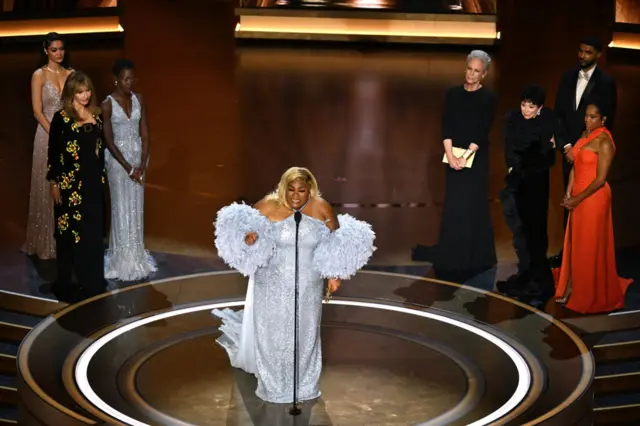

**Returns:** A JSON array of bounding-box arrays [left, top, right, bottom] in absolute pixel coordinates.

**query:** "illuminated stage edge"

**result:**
[[235, 9, 498, 45]]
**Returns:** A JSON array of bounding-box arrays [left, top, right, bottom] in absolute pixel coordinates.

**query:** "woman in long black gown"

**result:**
[[47, 71, 107, 300], [434, 50, 497, 282]]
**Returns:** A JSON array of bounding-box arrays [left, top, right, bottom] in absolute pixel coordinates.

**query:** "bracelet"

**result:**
[[128, 167, 135, 176]]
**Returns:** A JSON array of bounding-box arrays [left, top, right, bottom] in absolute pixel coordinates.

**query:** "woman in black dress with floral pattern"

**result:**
[[47, 71, 106, 298]]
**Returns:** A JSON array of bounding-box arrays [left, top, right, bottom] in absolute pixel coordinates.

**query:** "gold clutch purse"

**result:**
[[442, 147, 475, 168]]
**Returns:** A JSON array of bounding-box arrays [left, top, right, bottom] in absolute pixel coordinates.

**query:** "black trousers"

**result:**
[[500, 170, 553, 288], [54, 193, 106, 296], [55, 234, 105, 295]]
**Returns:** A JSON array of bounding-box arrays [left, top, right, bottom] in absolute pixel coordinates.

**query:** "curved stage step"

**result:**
[[0, 290, 67, 425], [4, 274, 640, 425], [15, 271, 594, 425]]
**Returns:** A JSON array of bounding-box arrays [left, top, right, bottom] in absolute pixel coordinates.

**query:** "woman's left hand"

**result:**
[[456, 156, 466, 169], [131, 168, 143, 183], [561, 196, 582, 210], [327, 278, 341, 293]]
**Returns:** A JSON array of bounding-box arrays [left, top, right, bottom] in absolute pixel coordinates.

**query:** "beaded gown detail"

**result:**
[[23, 81, 60, 259], [104, 94, 156, 281], [216, 213, 328, 403], [212, 203, 375, 404]]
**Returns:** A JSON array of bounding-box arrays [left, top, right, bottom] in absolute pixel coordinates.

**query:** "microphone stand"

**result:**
[[289, 210, 303, 416]]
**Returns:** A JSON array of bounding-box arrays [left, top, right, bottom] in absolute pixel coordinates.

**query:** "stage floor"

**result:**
[[18, 271, 593, 425]]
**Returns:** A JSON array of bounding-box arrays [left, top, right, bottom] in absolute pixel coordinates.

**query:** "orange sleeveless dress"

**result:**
[[554, 127, 633, 313]]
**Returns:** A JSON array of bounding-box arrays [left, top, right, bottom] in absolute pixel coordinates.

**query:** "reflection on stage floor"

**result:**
[[18, 271, 592, 425]]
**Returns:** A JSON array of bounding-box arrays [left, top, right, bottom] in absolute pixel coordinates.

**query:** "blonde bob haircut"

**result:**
[[267, 167, 321, 209]]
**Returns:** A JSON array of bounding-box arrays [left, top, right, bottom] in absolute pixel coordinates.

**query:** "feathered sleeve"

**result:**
[[313, 214, 376, 280], [213, 203, 276, 276]]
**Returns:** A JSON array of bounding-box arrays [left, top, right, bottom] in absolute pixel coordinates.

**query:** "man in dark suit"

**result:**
[[550, 36, 617, 266]]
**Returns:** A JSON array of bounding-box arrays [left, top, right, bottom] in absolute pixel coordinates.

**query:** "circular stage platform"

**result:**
[[17, 271, 594, 426]]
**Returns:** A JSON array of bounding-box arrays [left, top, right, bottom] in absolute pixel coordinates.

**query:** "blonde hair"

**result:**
[[267, 167, 321, 208], [61, 70, 101, 120]]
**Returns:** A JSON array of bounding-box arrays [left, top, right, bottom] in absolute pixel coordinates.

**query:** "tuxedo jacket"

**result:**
[[554, 66, 617, 149]]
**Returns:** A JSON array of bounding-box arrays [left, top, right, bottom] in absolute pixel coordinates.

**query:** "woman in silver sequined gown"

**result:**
[[102, 59, 156, 281], [213, 167, 375, 404], [23, 33, 72, 259]]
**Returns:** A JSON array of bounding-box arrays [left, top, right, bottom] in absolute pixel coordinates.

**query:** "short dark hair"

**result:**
[[112, 58, 135, 77], [586, 99, 610, 120], [520, 85, 546, 107], [580, 36, 603, 52]]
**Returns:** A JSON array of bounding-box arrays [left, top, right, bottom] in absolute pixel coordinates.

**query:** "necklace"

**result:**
[[46, 65, 61, 74], [292, 198, 310, 212]]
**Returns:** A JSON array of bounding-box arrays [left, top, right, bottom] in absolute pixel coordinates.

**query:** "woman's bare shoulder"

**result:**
[[312, 196, 330, 207], [254, 196, 278, 214], [32, 68, 46, 82], [312, 197, 336, 218], [596, 131, 614, 153]]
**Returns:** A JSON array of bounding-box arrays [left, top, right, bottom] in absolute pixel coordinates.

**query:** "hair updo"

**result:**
[[520, 85, 546, 107], [586, 99, 611, 122], [41, 32, 69, 68], [112, 58, 135, 77]]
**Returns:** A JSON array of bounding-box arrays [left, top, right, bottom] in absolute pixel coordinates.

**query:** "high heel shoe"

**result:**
[[555, 288, 572, 304]]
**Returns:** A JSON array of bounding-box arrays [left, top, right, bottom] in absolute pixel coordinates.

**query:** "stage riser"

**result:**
[[594, 372, 640, 396], [564, 312, 640, 335], [593, 340, 640, 364], [0, 357, 15, 376], [594, 404, 640, 425], [14, 271, 595, 425], [0, 323, 29, 345], [16, 377, 95, 426], [0, 291, 65, 318], [0, 387, 17, 408]]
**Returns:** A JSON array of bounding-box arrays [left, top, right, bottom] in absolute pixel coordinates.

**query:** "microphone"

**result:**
[[290, 209, 302, 416]]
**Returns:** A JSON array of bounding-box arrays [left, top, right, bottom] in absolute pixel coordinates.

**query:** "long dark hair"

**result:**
[[40, 32, 70, 68]]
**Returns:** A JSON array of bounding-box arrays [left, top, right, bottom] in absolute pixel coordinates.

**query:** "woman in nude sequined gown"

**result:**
[[102, 59, 156, 281], [23, 33, 72, 259]]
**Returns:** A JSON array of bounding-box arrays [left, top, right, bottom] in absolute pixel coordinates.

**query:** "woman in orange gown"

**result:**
[[554, 102, 633, 313]]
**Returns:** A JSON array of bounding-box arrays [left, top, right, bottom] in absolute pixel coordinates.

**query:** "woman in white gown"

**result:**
[[102, 59, 156, 281], [213, 167, 375, 403]]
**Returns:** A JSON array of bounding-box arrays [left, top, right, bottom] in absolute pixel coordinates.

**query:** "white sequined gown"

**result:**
[[213, 202, 375, 405], [216, 213, 329, 403], [104, 94, 156, 281], [23, 80, 60, 259]]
